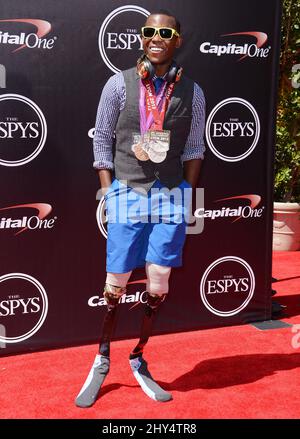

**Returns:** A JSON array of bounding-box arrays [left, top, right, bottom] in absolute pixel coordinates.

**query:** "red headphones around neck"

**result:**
[[136, 55, 183, 83]]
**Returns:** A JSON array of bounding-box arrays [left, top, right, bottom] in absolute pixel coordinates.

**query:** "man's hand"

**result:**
[[183, 159, 202, 189], [98, 169, 112, 196]]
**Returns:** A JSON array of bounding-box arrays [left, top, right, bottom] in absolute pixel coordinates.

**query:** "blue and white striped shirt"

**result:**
[[93, 72, 206, 170]]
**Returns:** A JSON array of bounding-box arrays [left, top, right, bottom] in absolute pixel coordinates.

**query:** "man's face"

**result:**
[[142, 14, 182, 66]]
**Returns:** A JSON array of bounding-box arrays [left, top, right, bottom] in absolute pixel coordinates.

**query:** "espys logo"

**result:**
[[0, 203, 56, 235], [0, 273, 48, 344], [195, 194, 265, 222], [89, 279, 149, 310], [0, 94, 47, 167], [98, 5, 150, 73], [200, 256, 255, 317], [0, 18, 56, 52], [205, 97, 260, 162], [96, 195, 108, 238], [200, 32, 271, 60]]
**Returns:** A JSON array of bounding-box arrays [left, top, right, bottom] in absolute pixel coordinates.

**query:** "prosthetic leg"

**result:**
[[129, 263, 173, 402], [75, 283, 126, 408]]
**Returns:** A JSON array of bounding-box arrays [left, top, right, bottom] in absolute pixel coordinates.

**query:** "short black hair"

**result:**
[[148, 9, 181, 34]]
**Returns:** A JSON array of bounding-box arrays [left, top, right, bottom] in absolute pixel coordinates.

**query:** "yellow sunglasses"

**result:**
[[141, 26, 180, 40]]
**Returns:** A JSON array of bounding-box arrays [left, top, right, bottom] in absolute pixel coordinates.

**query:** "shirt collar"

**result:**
[[152, 73, 167, 82]]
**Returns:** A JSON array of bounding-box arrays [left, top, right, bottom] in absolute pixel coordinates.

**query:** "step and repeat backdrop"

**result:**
[[0, 0, 281, 354]]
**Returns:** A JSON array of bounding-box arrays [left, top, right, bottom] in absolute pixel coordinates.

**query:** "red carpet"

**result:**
[[0, 251, 299, 419]]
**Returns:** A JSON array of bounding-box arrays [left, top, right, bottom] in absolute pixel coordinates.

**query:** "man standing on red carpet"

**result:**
[[75, 9, 205, 407]]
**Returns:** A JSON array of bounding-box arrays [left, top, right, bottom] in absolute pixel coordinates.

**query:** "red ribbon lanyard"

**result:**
[[143, 79, 175, 131]]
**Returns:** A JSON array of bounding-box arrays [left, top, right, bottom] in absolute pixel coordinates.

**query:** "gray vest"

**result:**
[[114, 67, 194, 192]]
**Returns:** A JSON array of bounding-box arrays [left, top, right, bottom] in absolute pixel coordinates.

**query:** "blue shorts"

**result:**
[[104, 178, 192, 273]]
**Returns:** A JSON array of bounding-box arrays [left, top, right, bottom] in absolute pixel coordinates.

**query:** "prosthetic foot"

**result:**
[[130, 356, 172, 402], [75, 283, 125, 408], [75, 354, 110, 408], [129, 292, 172, 402]]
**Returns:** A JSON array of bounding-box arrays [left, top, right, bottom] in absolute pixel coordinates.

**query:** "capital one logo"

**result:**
[[200, 32, 271, 61], [0, 19, 56, 52], [89, 279, 150, 310], [0, 203, 56, 235], [195, 194, 265, 222], [205, 97, 260, 162], [0, 273, 48, 344], [98, 5, 150, 73], [0, 94, 47, 167], [200, 256, 255, 317]]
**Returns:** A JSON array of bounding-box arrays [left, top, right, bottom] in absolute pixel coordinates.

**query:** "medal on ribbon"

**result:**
[[147, 130, 170, 163], [132, 132, 150, 161], [135, 77, 177, 164]]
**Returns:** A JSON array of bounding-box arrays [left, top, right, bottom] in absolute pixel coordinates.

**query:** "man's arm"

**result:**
[[98, 169, 112, 196], [183, 158, 203, 189], [182, 82, 206, 188], [93, 73, 125, 195]]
